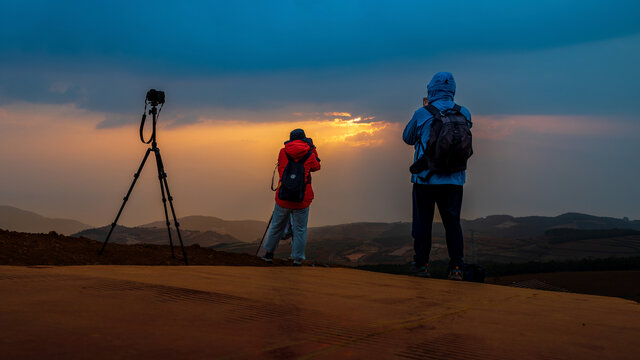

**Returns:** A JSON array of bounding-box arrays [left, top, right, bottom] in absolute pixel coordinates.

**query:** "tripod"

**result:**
[[256, 214, 273, 256], [99, 95, 188, 264]]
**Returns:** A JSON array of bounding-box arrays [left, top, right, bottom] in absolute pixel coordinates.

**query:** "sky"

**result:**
[[1, 1, 639, 227]]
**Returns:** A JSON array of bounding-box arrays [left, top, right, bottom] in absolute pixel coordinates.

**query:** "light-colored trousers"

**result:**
[[263, 203, 310, 261]]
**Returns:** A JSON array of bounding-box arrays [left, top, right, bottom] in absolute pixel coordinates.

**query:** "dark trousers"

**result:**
[[412, 184, 464, 268]]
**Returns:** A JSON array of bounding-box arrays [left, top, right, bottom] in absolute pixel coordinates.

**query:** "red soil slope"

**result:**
[[0, 265, 638, 359]]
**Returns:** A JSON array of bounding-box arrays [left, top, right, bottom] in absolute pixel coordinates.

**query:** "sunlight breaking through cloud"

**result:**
[[326, 116, 389, 147], [280, 111, 388, 147], [324, 112, 352, 117]]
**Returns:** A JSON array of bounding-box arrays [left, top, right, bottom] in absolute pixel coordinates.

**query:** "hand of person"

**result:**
[[306, 138, 321, 162], [304, 137, 314, 146]]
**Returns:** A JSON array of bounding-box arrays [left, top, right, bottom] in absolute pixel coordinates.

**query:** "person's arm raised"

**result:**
[[403, 110, 420, 145], [309, 152, 321, 172]]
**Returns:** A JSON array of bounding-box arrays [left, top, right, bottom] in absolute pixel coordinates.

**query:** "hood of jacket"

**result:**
[[284, 140, 311, 160], [427, 72, 456, 104]]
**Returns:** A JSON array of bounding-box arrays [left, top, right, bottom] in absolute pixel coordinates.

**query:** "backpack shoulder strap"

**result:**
[[424, 104, 442, 120], [285, 152, 294, 162], [300, 150, 313, 163], [301, 150, 314, 184], [287, 150, 313, 164], [428, 103, 462, 115], [450, 103, 472, 125]]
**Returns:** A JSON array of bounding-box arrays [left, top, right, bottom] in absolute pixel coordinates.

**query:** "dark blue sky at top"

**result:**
[[1, 0, 640, 123], [3, 0, 639, 70]]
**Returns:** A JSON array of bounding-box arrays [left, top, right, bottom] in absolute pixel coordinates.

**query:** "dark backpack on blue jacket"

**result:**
[[410, 104, 473, 177], [278, 151, 313, 202]]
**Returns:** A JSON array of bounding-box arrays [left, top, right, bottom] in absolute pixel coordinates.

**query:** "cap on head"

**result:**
[[290, 128, 306, 141]]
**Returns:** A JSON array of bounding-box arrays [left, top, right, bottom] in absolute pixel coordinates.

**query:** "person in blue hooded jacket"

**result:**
[[402, 72, 472, 280]]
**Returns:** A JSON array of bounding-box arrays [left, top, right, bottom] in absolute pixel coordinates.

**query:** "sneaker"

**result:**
[[261, 252, 274, 263], [448, 265, 463, 280], [293, 260, 303, 266], [409, 263, 431, 278]]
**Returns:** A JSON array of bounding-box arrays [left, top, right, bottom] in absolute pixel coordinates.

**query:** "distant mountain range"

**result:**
[[218, 215, 640, 265], [3, 205, 640, 265], [140, 215, 266, 242], [461, 212, 640, 238], [0, 205, 92, 235], [74, 215, 269, 246], [73, 212, 640, 266], [74, 225, 240, 247]]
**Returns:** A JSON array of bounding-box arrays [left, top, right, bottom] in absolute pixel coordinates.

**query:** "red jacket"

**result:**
[[275, 140, 321, 209]]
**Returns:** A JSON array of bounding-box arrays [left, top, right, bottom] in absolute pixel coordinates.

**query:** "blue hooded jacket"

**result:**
[[402, 72, 472, 185]]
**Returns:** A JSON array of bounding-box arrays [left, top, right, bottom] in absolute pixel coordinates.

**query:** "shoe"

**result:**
[[448, 265, 463, 280], [293, 260, 303, 266], [409, 263, 431, 278], [261, 252, 274, 263]]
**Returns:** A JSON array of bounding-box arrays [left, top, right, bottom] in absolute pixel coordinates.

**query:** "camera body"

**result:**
[[146, 89, 165, 106]]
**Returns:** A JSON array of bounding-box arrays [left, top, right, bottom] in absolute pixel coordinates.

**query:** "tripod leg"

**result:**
[[256, 214, 273, 256], [155, 149, 189, 265], [153, 149, 176, 258], [99, 148, 152, 255]]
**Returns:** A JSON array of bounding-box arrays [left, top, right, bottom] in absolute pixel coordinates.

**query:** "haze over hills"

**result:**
[[74, 225, 238, 247], [140, 215, 267, 242], [461, 212, 640, 238], [70, 212, 640, 266], [3, 205, 638, 265], [296, 214, 640, 264], [0, 205, 92, 235]]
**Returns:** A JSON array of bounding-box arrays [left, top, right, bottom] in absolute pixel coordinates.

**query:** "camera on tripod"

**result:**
[[101, 88, 188, 264], [140, 89, 165, 145], [146, 89, 165, 106]]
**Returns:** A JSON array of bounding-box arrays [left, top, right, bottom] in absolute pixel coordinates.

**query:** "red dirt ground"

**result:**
[[2, 229, 640, 358], [1, 265, 639, 359]]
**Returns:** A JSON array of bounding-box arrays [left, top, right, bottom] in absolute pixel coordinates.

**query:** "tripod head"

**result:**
[[139, 89, 165, 147], [146, 89, 165, 107]]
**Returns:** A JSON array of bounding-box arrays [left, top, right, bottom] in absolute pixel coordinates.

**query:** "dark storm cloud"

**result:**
[[2, 1, 639, 72], [1, 1, 639, 125]]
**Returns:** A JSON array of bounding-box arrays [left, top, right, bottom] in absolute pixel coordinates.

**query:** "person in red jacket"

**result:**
[[262, 129, 321, 265]]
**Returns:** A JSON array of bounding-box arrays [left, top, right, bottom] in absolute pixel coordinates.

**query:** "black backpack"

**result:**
[[278, 151, 313, 202], [410, 104, 473, 177]]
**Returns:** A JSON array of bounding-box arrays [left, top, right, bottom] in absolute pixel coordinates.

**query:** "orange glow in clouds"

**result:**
[[173, 113, 392, 152], [0, 103, 400, 225]]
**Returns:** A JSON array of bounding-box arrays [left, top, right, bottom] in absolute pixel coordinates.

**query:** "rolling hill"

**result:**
[[218, 214, 640, 265], [74, 225, 239, 247], [0, 206, 631, 266], [461, 212, 640, 238], [0, 205, 92, 235], [140, 215, 267, 242]]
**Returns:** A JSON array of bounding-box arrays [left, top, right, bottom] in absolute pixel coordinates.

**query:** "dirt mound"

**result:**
[[0, 229, 294, 266]]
